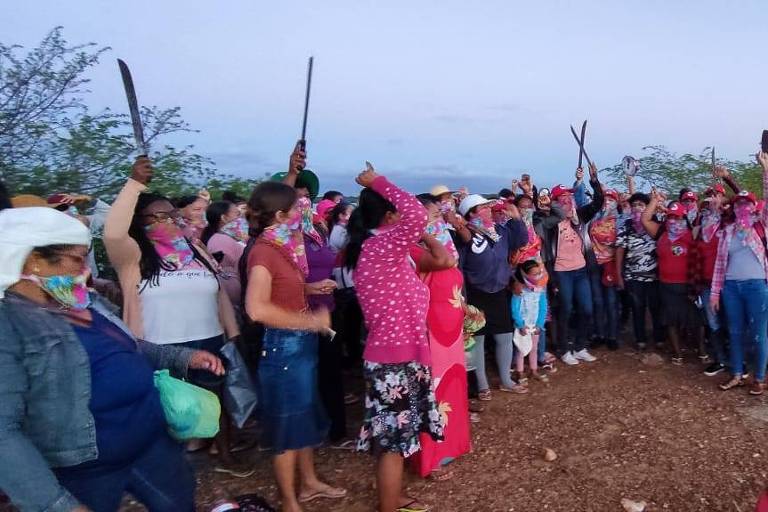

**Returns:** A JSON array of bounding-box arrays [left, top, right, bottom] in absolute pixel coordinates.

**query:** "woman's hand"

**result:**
[[710, 296, 720, 314], [130, 156, 153, 185], [306, 279, 337, 295], [519, 326, 529, 336], [189, 351, 225, 376], [356, 161, 379, 188], [575, 167, 584, 182], [713, 164, 730, 179], [588, 162, 599, 181], [289, 140, 307, 175]]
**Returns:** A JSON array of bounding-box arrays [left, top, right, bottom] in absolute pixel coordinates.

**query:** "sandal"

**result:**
[[532, 371, 549, 383], [671, 357, 683, 366], [478, 389, 492, 401], [298, 485, 347, 503], [397, 498, 431, 512], [499, 384, 529, 394], [720, 376, 747, 391], [329, 439, 356, 450], [750, 381, 766, 396], [469, 412, 481, 424], [428, 468, 454, 482]]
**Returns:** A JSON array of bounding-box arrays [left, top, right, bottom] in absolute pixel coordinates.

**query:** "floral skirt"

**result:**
[[356, 361, 445, 458]]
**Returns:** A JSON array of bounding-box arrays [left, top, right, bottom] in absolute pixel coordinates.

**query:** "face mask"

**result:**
[[520, 208, 534, 225], [558, 196, 574, 217], [439, 200, 456, 215], [22, 268, 92, 310], [685, 206, 698, 223], [735, 203, 754, 229], [631, 206, 646, 232], [145, 221, 194, 270], [699, 208, 721, 243], [604, 199, 618, 216], [666, 218, 687, 241], [296, 197, 323, 246], [426, 219, 459, 260], [220, 217, 249, 243]]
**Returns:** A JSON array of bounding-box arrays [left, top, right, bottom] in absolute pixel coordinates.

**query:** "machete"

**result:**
[[578, 120, 587, 169], [117, 59, 148, 157], [570, 124, 594, 169], [299, 56, 314, 153]]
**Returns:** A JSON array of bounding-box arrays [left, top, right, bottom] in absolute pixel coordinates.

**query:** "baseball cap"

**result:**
[[666, 201, 686, 217], [680, 191, 698, 202], [11, 194, 50, 208], [551, 185, 575, 201], [603, 188, 619, 200], [458, 194, 492, 216], [704, 184, 726, 196], [732, 190, 757, 204]]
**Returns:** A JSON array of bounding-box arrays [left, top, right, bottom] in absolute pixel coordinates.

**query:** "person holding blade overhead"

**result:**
[[543, 161, 603, 366]]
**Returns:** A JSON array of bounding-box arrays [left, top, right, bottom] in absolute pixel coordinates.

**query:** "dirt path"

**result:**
[[108, 346, 768, 511]]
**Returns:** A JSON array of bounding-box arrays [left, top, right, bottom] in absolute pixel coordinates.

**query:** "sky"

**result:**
[[3, 1, 768, 194]]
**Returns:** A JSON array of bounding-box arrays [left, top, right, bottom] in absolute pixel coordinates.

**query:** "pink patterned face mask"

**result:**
[[426, 219, 459, 260], [297, 196, 324, 246], [220, 217, 249, 243], [22, 268, 92, 310], [145, 221, 194, 270], [735, 203, 755, 230], [261, 211, 308, 276]]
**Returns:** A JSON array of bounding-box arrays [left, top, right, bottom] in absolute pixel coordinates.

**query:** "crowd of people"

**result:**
[[2, 142, 768, 512]]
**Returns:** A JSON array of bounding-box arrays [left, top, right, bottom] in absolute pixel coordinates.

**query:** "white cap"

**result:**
[[458, 194, 492, 217]]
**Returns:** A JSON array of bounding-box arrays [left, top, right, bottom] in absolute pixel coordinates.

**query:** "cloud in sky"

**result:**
[[3, 0, 768, 194]]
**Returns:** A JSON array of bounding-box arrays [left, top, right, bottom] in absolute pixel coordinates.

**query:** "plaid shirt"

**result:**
[[710, 175, 768, 299]]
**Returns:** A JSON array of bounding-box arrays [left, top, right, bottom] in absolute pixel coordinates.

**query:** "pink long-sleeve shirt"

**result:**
[[355, 176, 431, 365]]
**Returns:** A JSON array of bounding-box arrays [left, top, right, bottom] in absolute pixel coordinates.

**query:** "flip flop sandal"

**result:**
[[213, 465, 257, 478], [720, 376, 747, 391], [499, 385, 529, 394], [477, 389, 492, 401], [397, 499, 431, 512], [329, 439, 356, 450], [298, 486, 347, 503], [428, 469, 454, 482]]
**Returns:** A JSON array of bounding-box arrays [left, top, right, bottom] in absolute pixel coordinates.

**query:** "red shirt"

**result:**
[[657, 230, 694, 284], [695, 235, 719, 285]]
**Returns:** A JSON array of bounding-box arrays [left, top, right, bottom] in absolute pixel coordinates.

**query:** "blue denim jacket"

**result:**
[[0, 293, 195, 511]]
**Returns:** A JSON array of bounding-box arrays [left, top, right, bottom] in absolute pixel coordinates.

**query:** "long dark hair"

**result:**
[[328, 201, 352, 230], [239, 182, 297, 306], [201, 201, 234, 244], [174, 195, 200, 209], [129, 193, 216, 286], [343, 188, 397, 270], [245, 182, 297, 238], [0, 180, 11, 211]]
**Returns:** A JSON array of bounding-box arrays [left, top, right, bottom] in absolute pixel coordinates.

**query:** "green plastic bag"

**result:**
[[153, 370, 221, 440]]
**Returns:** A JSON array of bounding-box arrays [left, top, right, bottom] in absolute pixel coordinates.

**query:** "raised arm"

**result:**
[[358, 164, 427, 250], [714, 164, 741, 194], [759, 152, 768, 227], [104, 158, 151, 270], [642, 190, 663, 238], [282, 141, 306, 189], [626, 174, 636, 195], [576, 163, 605, 224], [538, 203, 566, 230]]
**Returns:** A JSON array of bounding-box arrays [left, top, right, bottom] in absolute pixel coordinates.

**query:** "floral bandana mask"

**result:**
[[261, 209, 308, 276], [22, 268, 92, 310], [469, 216, 500, 243], [439, 200, 456, 215], [631, 206, 646, 234], [145, 221, 194, 270], [426, 219, 459, 260], [699, 207, 721, 243], [735, 203, 755, 232], [220, 217, 249, 243], [297, 196, 324, 247], [523, 269, 549, 292]]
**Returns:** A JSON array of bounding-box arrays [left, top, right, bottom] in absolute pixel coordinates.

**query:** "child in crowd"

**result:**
[[511, 259, 549, 383]]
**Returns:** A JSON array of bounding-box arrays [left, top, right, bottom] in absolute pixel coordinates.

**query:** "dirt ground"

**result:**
[[5, 344, 767, 512], [167, 345, 768, 512]]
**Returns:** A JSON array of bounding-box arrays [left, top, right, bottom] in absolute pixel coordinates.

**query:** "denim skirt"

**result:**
[[257, 328, 329, 452]]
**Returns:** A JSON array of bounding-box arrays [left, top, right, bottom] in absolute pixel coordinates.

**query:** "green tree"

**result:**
[[603, 145, 763, 198], [0, 27, 258, 201]]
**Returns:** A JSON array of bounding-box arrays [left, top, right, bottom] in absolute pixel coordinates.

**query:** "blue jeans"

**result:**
[[721, 280, 768, 381], [588, 265, 618, 340], [554, 267, 593, 352], [700, 287, 727, 365], [538, 328, 547, 362], [54, 434, 194, 512]]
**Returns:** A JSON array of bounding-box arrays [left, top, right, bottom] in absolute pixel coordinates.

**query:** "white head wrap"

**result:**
[[0, 207, 91, 298]]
